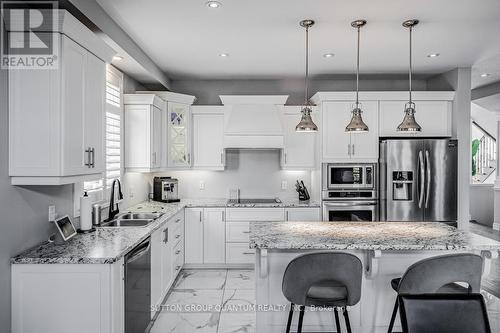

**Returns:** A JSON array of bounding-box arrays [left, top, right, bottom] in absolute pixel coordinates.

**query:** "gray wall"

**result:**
[[0, 68, 75, 332], [470, 185, 494, 226], [171, 75, 429, 105]]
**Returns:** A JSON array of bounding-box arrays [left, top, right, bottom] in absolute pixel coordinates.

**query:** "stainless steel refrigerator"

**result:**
[[379, 139, 457, 222]]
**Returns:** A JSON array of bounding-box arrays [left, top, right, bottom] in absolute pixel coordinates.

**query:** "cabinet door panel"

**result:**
[[379, 101, 451, 137], [168, 102, 191, 168], [161, 225, 173, 293], [150, 228, 163, 311], [282, 108, 316, 169], [193, 112, 224, 169], [152, 105, 162, 168], [61, 36, 87, 175], [322, 102, 353, 161], [203, 208, 226, 264], [184, 208, 204, 264], [84, 53, 105, 172], [350, 101, 379, 160]]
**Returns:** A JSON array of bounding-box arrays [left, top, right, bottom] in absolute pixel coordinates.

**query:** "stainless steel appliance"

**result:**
[[124, 237, 151, 333], [322, 163, 378, 221], [379, 139, 458, 222], [322, 163, 376, 190], [153, 177, 180, 203]]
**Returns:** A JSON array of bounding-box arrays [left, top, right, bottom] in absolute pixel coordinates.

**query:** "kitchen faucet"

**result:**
[[106, 179, 123, 221]]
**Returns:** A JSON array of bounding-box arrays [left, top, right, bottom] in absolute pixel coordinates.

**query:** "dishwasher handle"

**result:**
[[126, 239, 151, 264]]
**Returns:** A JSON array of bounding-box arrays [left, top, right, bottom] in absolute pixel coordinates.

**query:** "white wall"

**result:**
[[471, 102, 498, 139], [470, 184, 494, 226], [151, 150, 312, 200]]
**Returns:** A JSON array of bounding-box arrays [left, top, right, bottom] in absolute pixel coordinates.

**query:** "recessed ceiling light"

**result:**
[[480, 73, 491, 78], [323, 53, 335, 58], [113, 55, 123, 61], [427, 53, 440, 58], [219, 53, 229, 57], [206, 1, 221, 8]]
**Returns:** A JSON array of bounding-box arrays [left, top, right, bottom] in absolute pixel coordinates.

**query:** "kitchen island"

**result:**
[[249, 221, 500, 333]]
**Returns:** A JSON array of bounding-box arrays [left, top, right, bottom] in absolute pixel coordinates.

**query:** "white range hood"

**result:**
[[220, 95, 289, 149]]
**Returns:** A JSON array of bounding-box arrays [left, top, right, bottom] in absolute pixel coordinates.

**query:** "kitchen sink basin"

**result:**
[[101, 219, 153, 227], [116, 212, 163, 220]]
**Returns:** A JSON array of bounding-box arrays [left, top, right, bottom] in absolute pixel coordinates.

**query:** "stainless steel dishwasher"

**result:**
[[124, 237, 151, 333]]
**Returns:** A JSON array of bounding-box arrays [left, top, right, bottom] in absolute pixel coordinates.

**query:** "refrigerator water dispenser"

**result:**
[[392, 171, 413, 201]]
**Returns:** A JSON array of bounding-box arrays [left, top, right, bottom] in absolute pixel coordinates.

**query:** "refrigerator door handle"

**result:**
[[425, 150, 431, 208], [418, 150, 425, 208]]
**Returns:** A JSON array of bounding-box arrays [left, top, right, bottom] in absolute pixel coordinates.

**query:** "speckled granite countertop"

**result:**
[[249, 221, 500, 251], [11, 198, 320, 265]]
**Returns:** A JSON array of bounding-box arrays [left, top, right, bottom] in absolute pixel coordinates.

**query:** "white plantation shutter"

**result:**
[[81, 65, 123, 206]]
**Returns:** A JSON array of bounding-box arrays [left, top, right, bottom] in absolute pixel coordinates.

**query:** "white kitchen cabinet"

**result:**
[[322, 101, 379, 162], [281, 106, 317, 169], [192, 106, 225, 170], [203, 208, 226, 264], [285, 207, 321, 221], [185, 208, 204, 264], [379, 100, 452, 137], [9, 30, 113, 185], [124, 94, 164, 172]]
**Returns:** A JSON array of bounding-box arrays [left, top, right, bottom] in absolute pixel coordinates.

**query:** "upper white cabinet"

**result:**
[[140, 91, 196, 169], [281, 106, 317, 169], [8, 12, 114, 185], [379, 100, 452, 137], [192, 106, 225, 170], [321, 101, 379, 162], [124, 94, 164, 172]]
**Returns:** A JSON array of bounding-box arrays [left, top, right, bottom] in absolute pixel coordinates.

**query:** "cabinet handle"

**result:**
[[352, 144, 355, 156], [284, 152, 288, 164], [175, 218, 181, 224], [85, 147, 92, 167], [286, 211, 289, 221], [187, 153, 191, 164], [242, 231, 251, 234], [222, 211, 225, 221], [199, 211, 202, 222], [152, 152, 157, 165], [175, 250, 181, 255], [347, 144, 351, 156], [90, 148, 95, 168], [175, 265, 181, 271], [221, 152, 224, 165], [242, 252, 254, 255], [175, 234, 181, 239], [163, 228, 168, 243]]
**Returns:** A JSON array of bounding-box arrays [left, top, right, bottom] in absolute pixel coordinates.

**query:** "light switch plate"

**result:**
[[281, 180, 287, 190], [199, 181, 205, 190], [48, 205, 56, 222]]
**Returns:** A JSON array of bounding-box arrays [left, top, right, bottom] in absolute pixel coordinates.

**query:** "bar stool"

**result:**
[[282, 252, 363, 333], [387, 253, 483, 333]]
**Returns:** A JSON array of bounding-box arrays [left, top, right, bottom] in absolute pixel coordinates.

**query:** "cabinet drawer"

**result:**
[[226, 208, 285, 222], [225, 243, 255, 264], [226, 222, 250, 242]]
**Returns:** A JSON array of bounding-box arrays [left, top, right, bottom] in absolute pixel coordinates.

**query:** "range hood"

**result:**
[[220, 95, 288, 149]]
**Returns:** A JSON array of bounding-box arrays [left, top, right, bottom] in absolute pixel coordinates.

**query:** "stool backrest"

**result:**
[[398, 293, 491, 333], [398, 253, 482, 294], [282, 252, 362, 306]]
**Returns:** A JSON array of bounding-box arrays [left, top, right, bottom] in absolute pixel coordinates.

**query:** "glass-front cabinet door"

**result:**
[[167, 102, 191, 168]]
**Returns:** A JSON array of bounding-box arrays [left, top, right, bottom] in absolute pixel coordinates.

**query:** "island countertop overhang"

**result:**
[[249, 221, 500, 252]]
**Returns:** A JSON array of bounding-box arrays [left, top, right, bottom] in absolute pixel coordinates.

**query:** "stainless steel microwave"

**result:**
[[322, 163, 376, 190]]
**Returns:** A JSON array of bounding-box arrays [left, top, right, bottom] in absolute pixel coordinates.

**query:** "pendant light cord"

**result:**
[[356, 26, 360, 106], [304, 25, 309, 106], [409, 26, 413, 104]]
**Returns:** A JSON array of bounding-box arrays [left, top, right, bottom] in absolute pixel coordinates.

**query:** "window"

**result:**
[[74, 65, 124, 216]]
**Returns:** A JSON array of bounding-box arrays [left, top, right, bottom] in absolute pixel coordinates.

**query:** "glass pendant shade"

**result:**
[[397, 102, 421, 132], [346, 106, 369, 132], [296, 106, 318, 132]]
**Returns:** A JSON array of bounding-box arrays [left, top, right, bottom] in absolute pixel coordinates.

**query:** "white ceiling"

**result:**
[[97, 0, 500, 84]]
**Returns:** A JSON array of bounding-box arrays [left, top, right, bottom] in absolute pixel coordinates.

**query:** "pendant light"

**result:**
[[345, 20, 369, 133], [296, 19, 318, 132], [397, 19, 422, 132]]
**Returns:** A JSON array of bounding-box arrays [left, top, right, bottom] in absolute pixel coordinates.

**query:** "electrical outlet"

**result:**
[[199, 181, 205, 190], [129, 187, 134, 198], [48, 205, 56, 222], [281, 180, 287, 190]]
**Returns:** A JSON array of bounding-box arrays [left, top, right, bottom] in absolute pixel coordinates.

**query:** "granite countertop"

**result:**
[[249, 221, 500, 251], [12, 198, 320, 265]]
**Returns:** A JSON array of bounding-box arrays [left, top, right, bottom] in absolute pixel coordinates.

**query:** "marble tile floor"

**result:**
[[149, 269, 256, 333], [149, 266, 500, 332]]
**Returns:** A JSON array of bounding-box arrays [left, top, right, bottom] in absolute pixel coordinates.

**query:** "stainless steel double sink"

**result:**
[[100, 212, 163, 227]]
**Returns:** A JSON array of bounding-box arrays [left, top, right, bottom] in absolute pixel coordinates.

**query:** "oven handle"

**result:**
[[323, 201, 377, 207]]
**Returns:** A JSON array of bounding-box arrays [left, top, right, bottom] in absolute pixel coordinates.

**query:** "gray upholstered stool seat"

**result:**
[[282, 252, 362, 333], [387, 253, 483, 333], [306, 280, 348, 306], [390, 278, 469, 293]]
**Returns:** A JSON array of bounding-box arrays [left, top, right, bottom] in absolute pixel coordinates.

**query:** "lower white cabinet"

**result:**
[[226, 243, 255, 264], [285, 207, 321, 221], [203, 208, 226, 263], [185, 208, 204, 264], [11, 261, 124, 333]]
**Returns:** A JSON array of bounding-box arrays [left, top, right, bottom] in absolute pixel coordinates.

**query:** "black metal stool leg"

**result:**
[[286, 303, 294, 333], [297, 305, 305, 333], [387, 298, 398, 333], [334, 307, 342, 333], [342, 307, 352, 333]]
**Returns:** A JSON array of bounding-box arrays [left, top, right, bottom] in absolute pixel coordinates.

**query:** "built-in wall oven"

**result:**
[[322, 163, 378, 222]]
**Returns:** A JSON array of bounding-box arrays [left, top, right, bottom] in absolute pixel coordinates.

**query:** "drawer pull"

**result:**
[[242, 231, 251, 234], [175, 265, 181, 271], [242, 252, 254, 255], [175, 218, 181, 224], [175, 234, 181, 239], [175, 250, 181, 254]]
